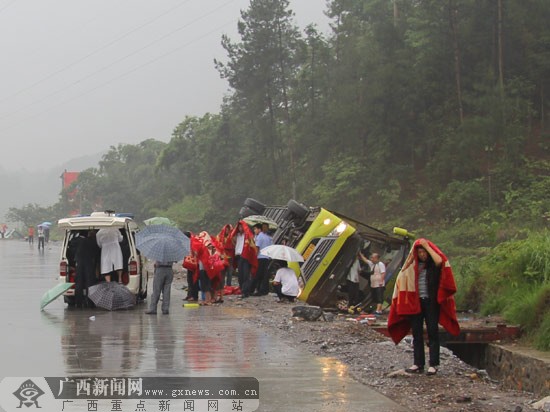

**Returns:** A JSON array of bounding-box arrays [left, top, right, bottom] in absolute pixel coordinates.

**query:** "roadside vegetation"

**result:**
[[6, 0, 550, 349]]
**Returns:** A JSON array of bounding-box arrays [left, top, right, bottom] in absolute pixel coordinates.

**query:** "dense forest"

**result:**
[[8, 0, 550, 349]]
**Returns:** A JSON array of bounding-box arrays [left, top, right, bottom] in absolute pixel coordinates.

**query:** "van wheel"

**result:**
[[286, 199, 309, 220], [239, 206, 257, 219], [243, 198, 266, 214]]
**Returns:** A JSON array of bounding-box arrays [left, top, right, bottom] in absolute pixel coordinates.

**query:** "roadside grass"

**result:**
[[496, 284, 550, 350], [429, 225, 550, 351], [533, 312, 550, 351], [476, 232, 550, 351]]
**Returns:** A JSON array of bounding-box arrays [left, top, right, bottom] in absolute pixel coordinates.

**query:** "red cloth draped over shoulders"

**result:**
[[191, 232, 225, 288], [229, 220, 258, 276], [217, 224, 235, 252], [387, 238, 460, 344]]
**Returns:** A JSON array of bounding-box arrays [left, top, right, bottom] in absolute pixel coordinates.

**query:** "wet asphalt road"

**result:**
[[0, 240, 406, 411]]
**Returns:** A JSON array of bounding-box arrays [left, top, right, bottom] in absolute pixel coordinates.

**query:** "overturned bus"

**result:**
[[239, 198, 412, 309]]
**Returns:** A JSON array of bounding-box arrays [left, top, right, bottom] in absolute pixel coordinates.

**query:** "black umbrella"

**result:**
[[87, 282, 136, 311]]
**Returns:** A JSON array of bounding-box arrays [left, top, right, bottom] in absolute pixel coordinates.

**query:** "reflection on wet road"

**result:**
[[0, 240, 405, 411]]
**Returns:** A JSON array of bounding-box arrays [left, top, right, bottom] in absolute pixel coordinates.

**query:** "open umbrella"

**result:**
[[243, 215, 278, 230], [40, 221, 52, 227], [88, 282, 136, 311], [135, 225, 190, 262], [260, 244, 304, 262], [143, 216, 178, 227], [40, 282, 74, 311]]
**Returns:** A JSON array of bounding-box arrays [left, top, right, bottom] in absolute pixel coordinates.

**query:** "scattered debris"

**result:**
[[291, 305, 324, 321], [173, 274, 540, 412]]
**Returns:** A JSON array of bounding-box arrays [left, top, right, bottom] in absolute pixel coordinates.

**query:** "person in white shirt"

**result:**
[[272, 260, 300, 303], [346, 256, 361, 307], [37, 226, 45, 250], [366, 253, 386, 315]]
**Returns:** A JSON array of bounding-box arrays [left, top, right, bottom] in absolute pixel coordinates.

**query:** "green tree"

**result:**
[[216, 0, 303, 198], [6, 203, 53, 228]]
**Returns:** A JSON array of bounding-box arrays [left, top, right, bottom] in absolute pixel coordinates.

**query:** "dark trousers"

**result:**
[[224, 258, 233, 286], [346, 280, 360, 307], [273, 283, 296, 301], [410, 298, 441, 367], [236, 256, 252, 297], [38, 237, 45, 250], [199, 269, 211, 292], [186, 270, 199, 300], [251, 258, 270, 295]]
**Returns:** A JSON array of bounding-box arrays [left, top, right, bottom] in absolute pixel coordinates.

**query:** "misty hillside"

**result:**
[[0, 151, 104, 221]]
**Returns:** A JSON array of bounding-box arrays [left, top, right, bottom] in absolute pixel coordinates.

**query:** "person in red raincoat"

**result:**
[[183, 232, 199, 302], [193, 232, 226, 305], [230, 220, 257, 298], [192, 232, 213, 305], [208, 234, 228, 303], [217, 224, 235, 286]]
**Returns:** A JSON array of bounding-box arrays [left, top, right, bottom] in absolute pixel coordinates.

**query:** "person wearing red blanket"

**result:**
[[217, 224, 235, 287], [230, 221, 258, 298], [209, 235, 228, 303], [387, 238, 460, 376], [193, 232, 226, 305]]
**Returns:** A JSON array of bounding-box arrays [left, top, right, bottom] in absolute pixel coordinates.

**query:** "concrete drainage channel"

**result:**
[[446, 334, 550, 397], [447, 342, 550, 397], [374, 323, 550, 397]]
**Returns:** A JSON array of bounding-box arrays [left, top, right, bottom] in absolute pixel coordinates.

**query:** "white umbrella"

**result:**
[[260, 245, 304, 262]]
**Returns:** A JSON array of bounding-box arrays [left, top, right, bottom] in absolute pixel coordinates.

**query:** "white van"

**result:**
[[57, 211, 148, 306]]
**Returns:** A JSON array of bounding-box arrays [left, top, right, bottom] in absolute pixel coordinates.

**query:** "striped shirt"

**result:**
[[418, 262, 428, 298]]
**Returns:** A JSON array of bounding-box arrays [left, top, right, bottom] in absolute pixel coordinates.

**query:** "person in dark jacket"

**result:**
[[74, 230, 101, 308]]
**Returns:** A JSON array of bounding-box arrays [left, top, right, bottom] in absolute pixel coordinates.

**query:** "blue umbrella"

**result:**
[[40, 222, 52, 227], [135, 225, 190, 262]]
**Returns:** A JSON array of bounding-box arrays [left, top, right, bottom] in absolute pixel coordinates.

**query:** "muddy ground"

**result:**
[[174, 272, 542, 412]]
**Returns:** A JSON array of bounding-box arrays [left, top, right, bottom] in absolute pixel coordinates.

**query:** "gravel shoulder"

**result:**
[[173, 271, 540, 412]]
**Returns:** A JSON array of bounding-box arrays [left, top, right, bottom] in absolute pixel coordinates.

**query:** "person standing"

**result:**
[[27, 226, 34, 244], [37, 226, 45, 250], [96, 227, 123, 282], [230, 221, 257, 299], [195, 232, 215, 305], [183, 232, 199, 302], [252, 223, 273, 296], [365, 253, 386, 315], [74, 230, 100, 308], [217, 224, 234, 287], [388, 238, 460, 376], [346, 255, 361, 308], [145, 261, 174, 315]]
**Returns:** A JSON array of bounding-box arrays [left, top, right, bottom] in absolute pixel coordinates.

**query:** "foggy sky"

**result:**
[[0, 0, 329, 172]]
